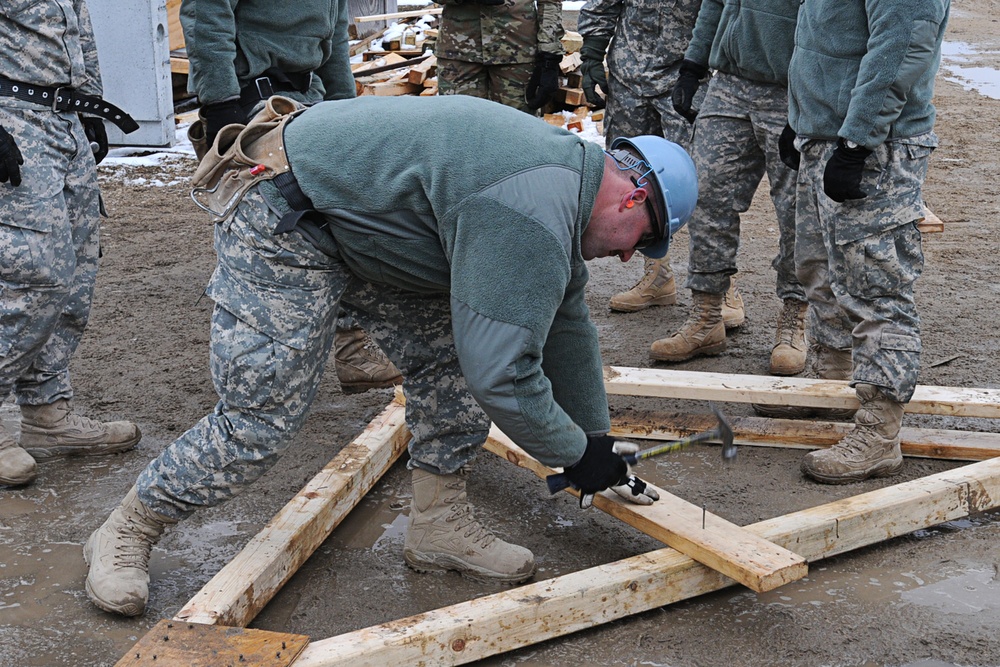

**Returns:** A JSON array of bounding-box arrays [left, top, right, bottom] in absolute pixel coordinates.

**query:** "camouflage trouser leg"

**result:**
[[605, 67, 694, 147], [138, 189, 346, 519], [686, 73, 802, 300], [796, 136, 931, 402], [0, 105, 99, 406], [436, 57, 535, 114], [339, 283, 491, 474]]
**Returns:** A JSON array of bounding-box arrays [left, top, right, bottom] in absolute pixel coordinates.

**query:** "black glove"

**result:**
[[472, 0, 506, 5], [824, 138, 873, 202], [778, 123, 800, 171], [81, 116, 109, 165], [564, 434, 630, 494], [0, 124, 24, 187], [671, 59, 708, 123], [201, 99, 246, 149], [525, 52, 563, 110], [579, 36, 610, 108]]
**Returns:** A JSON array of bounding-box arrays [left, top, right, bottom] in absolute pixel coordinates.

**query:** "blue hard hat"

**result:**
[[609, 135, 698, 259]]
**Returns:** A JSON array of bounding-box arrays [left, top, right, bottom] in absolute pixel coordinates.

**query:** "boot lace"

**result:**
[[442, 478, 497, 549], [112, 518, 158, 569], [776, 300, 806, 347]]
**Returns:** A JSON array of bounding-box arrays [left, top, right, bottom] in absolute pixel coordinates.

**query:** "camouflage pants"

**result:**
[[436, 58, 534, 114], [686, 73, 802, 300], [138, 188, 491, 519], [0, 104, 100, 407], [605, 66, 694, 146], [795, 134, 933, 402]]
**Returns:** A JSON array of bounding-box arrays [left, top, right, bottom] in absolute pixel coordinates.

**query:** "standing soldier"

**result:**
[[0, 0, 142, 486]]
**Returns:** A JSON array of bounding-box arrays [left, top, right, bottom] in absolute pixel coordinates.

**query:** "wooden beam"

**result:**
[[603, 367, 1000, 418], [407, 55, 437, 84], [358, 80, 424, 96], [918, 207, 944, 233], [349, 25, 390, 57], [611, 411, 1000, 461], [354, 7, 441, 23], [353, 53, 430, 78], [172, 398, 410, 627], [114, 620, 308, 667], [483, 428, 807, 593]]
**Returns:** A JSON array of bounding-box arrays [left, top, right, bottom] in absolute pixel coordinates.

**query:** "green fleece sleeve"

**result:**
[[684, 0, 724, 67], [181, 0, 242, 104], [314, 0, 356, 100]]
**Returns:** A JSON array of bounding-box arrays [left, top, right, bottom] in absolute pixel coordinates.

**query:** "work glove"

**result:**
[[563, 435, 660, 509], [579, 36, 610, 108], [81, 116, 109, 165], [824, 138, 873, 203], [0, 124, 23, 187], [778, 123, 800, 171], [525, 52, 563, 110], [201, 99, 245, 150], [671, 59, 709, 123]]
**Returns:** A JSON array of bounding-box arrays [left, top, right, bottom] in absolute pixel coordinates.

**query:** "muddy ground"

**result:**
[[2, 2, 999, 665]]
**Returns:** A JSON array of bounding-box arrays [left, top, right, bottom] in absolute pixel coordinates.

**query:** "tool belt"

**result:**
[[191, 95, 307, 222], [0, 76, 139, 133], [237, 68, 312, 112]]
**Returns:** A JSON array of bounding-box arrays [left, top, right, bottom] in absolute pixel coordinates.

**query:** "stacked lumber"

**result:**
[[349, 10, 440, 97]]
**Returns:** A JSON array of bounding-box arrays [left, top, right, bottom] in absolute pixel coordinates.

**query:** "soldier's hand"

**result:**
[[201, 100, 245, 150], [579, 36, 610, 108], [0, 124, 24, 187], [671, 59, 708, 123], [525, 52, 562, 110], [778, 123, 800, 171], [81, 116, 109, 165], [824, 139, 872, 202]]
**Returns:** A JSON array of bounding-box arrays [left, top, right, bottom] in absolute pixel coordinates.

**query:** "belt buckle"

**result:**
[[51, 86, 69, 112], [254, 76, 274, 100]]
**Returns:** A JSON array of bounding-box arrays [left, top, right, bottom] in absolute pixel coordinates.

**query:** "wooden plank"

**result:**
[[172, 398, 410, 627], [362, 49, 423, 61], [611, 411, 1000, 461], [407, 54, 437, 84], [166, 0, 184, 52], [169, 55, 189, 75], [603, 366, 1000, 418], [561, 30, 583, 53], [359, 80, 424, 96], [559, 52, 582, 74], [116, 620, 307, 667], [349, 25, 390, 57], [419, 85, 437, 96], [354, 7, 441, 23], [556, 86, 586, 107], [918, 206, 944, 233], [290, 457, 1000, 666], [354, 53, 429, 78], [483, 427, 807, 593]]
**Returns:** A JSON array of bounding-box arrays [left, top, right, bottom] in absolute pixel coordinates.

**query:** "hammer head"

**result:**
[[709, 403, 737, 460]]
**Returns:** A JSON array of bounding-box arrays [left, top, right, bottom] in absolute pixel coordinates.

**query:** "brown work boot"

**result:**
[[753, 344, 857, 419], [19, 399, 141, 460], [0, 422, 36, 486], [769, 299, 809, 376], [721, 277, 746, 330], [84, 485, 177, 617], [404, 467, 536, 584], [649, 291, 726, 362], [801, 384, 904, 484], [609, 257, 677, 312], [333, 326, 402, 394]]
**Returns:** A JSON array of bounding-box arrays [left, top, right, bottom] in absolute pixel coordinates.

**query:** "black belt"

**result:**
[[0, 76, 138, 133], [238, 72, 312, 111]]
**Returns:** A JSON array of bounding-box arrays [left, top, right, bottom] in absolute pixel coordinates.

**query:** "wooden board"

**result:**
[[115, 620, 307, 667], [354, 7, 441, 23], [483, 427, 807, 593], [918, 207, 944, 233], [359, 80, 424, 96], [167, 0, 183, 52], [407, 55, 437, 84], [603, 366, 1000, 418], [290, 456, 1000, 666]]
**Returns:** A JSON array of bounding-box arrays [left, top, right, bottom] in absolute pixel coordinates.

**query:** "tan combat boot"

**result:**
[[333, 326, 403, 394], [649, 291, 726, 362], [721, 277, 745, 330], [753, 344, 857, 419], [801, 384, 904, 484], [84, 485, 177, 616], [609, 256, 677, 312], [19, 399, 141, 460], [769, 299, 809, 376], [0, 421, 36, 486], [404, 467, 536, 584]]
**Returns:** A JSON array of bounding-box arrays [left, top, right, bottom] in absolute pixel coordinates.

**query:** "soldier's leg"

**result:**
[[488, 62, 534, 114], [437, 58, 490, 100]]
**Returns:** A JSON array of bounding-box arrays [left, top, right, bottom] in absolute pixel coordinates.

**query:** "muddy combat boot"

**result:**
[[649, 291, 726, 362], [333, 326, 403, 394], [801, 384, 904, 484], [721, 277, 746, 330], [19, 399, 141, 460], [769, 299, 809, 376], [404, 467, 536, 584], [84, 485, 177, 616], [609, 257, 677, 312], [753, 344, 857, 419], [0, 422, 36, 486]]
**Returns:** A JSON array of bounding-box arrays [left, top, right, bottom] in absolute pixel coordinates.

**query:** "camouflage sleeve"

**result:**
[[536, 0, 566, 56], [684, 0, 723, 67], [576, 0, 623, 41], [313, 0, 356, 100], [76, 0, 103, 97]]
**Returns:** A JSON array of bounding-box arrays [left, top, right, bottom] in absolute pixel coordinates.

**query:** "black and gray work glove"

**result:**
[[671, 59, 708, 123], [201, 99, 245, 150], [0, 124, 24, 187], [81, 116, 109, 165], [525, 52, 563, 110], [579, 36, 610, 108], [824, 138, 873, 202], [564, 435, 660, 509], [778, 123, 800, 171]]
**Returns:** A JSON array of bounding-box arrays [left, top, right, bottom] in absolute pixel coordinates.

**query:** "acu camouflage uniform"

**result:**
[[435, 0, 564, 113], [0, 0, 104, 408], [577, 0, 702, 144]]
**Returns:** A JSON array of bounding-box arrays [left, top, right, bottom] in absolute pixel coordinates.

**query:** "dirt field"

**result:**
[[2, 1, 999, 665]]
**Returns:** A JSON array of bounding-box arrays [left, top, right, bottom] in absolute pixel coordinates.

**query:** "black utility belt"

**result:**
[[238, 72, 312, 110], [0, 76, 139, 134]]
